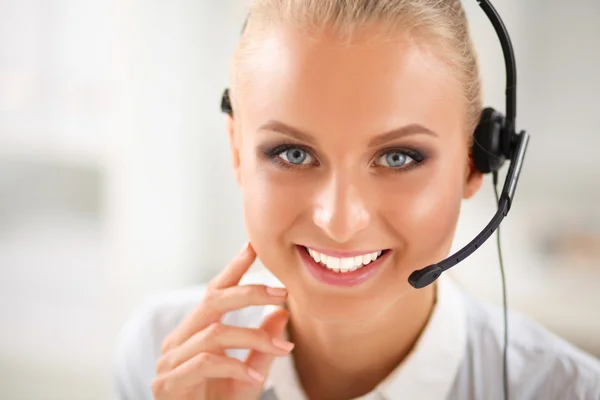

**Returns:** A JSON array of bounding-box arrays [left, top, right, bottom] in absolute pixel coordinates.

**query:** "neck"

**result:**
[[286, 284, 436, 400]]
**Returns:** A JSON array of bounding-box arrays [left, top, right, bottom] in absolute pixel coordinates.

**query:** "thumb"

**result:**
[[243, 307, 292, 396]]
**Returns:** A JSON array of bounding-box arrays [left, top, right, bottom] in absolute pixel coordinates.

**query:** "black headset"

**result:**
[[220, 0, 530, 290]]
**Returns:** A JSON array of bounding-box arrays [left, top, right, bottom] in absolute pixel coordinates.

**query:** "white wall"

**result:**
[[0, 1, 599, 399], [0, 1, 249, 398], [520, 0, 600, 196]]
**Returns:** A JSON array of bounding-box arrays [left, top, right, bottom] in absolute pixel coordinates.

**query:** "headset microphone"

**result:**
[[408, 130, 528, 288], [408, 0, 530, 290]]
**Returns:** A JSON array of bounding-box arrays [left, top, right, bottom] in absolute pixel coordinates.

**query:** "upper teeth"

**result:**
[[307, 248, 384, 273]]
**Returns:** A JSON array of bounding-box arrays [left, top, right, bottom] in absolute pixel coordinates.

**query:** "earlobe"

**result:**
[[463, 154, 484, 199], [227, 116, 242, 185]]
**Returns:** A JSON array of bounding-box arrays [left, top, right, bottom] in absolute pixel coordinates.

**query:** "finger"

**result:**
[[161, 285, 287, 352], [198, 284, 288, 328], [157, 323, 293, 374], [208, 242, 256, 290], [246, 307, 291, 373], [152, 353, 263, 396], [242, 307, 292, 397]]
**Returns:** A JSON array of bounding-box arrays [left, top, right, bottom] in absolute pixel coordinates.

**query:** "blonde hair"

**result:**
[[231, 0, 482, 134]]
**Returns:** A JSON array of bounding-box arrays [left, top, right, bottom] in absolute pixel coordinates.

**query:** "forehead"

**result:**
[[238, 25, 466, 140]]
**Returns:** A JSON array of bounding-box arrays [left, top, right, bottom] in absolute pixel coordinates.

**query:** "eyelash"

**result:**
[[262, 143, 317, 170], [374, 148, 426, 173], [262, 142, 427, 173]]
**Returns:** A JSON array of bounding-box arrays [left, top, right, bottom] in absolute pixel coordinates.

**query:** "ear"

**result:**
[[463, 153, 483, 199], [227, 116, 242, 185]]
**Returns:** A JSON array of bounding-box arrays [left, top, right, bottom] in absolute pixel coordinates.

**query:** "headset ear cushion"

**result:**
[[221, 89, 233, 115], [472, 107, 506, 174]]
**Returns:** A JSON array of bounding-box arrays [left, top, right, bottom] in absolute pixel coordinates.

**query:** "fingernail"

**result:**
[[240, 242, 249, 253], [266, 287, 287, 297], [272, 337, 295, 352], [248, 368, 264, 383]]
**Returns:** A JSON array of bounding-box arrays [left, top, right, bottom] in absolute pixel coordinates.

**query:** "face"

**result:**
[[227, 25, 483, 322]]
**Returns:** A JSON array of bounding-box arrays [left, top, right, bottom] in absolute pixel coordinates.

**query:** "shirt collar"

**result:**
[[377, 276, 467, 399], [260, 273, 467, 400]]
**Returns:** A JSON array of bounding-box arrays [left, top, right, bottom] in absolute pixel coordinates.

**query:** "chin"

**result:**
[[295, 293, 393, 323]]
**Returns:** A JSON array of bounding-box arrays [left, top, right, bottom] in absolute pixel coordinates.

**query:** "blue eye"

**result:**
[[377, 150, 415, 168], [279, 147, 313, 165]]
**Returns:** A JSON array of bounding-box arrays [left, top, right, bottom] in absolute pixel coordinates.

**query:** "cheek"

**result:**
[[239, 152, 306, 272], [383, 165, 465, 265], [242, 175, 297, 238]]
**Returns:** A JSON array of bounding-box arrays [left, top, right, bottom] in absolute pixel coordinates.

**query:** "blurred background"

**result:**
[[0, 0, 599, 398]]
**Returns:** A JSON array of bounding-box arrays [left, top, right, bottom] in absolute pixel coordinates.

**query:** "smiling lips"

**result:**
[[298, 245, 390, 287], [303, 246, 386, 273]]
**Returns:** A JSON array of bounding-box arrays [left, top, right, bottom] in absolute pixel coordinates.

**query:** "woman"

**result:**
[[114, 1, 600, 399]]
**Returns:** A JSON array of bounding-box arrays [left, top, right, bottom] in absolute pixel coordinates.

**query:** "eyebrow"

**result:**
[[368, 124, 439, 146], [258, 120, 438, 146]]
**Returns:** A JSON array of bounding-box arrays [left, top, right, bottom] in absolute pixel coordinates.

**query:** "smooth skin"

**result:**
[[154, 22, 483, 400]]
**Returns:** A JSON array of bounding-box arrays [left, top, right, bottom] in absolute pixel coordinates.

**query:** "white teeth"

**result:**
[[306, 248, 386, 273], [327, 257, 340, 269], [341, 258, 353, 269], [340, 258, 354, 272], [309, 249, 320, 263]]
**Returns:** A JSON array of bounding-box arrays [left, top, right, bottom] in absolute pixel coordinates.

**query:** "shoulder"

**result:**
[[456, 289, 600, 399], [113, 267, 278, 400]]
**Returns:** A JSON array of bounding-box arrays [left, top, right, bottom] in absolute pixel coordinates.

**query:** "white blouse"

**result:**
[[114, 269, 600, 400]]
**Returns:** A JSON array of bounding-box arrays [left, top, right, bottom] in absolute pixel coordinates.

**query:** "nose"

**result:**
[[312, 175, 371, 243]]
